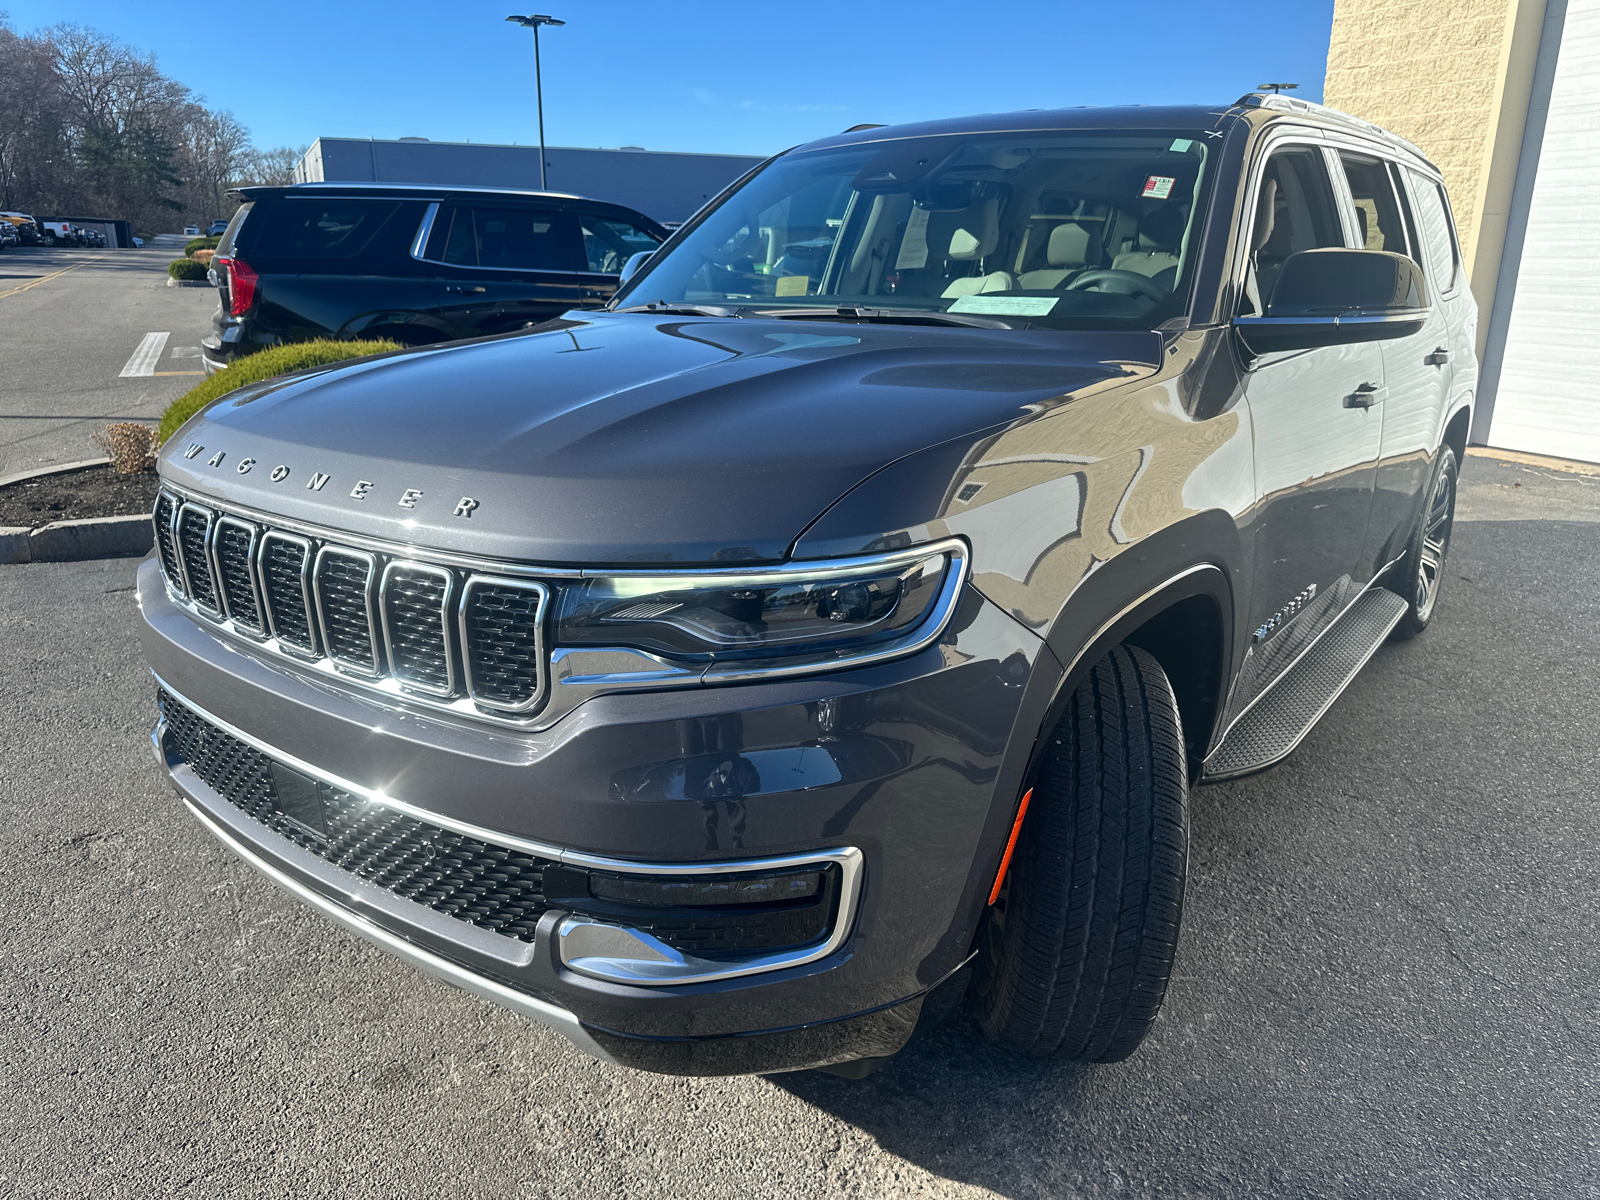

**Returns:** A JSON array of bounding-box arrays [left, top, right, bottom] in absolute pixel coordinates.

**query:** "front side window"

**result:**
[[582, 217, 662, 273], [618, 130, 1217, 330], [1242, 146, 1345, 314], [437, 207, 584, 272]]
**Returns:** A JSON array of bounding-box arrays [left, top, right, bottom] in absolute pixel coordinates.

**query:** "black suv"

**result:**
[[147, 96, 1475, 1077], [201, 183, 667, 374]]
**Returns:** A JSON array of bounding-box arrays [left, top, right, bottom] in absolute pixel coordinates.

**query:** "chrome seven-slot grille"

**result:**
[[152, 490, 547, 717]]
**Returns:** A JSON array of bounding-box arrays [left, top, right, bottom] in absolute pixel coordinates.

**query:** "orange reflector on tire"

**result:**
[[987, 787, 1033, 905]]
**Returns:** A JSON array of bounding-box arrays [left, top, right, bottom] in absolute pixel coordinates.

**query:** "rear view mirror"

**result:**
[[1235, 248, 1428, 354], [619, 251, 653, 285]]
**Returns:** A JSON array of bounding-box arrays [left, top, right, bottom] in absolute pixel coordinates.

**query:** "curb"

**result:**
[[0, 456, 111, 489], [166, 276, 210, 288], [2, 514, 151, 564]]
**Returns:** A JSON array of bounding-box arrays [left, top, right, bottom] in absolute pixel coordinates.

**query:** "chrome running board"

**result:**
[[1202, 587, 1408, 782]]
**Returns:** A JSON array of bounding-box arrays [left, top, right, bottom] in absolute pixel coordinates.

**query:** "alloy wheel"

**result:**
[[1414, 464, 1456, 622]]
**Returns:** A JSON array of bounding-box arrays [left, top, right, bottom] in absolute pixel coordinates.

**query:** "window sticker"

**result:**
[[1141, 175, 1176, 199], [774, 274, 810, 297], [1168, 139, 1194, 153], [948, 295, 1060, 316], [894, 205, 931, 269]]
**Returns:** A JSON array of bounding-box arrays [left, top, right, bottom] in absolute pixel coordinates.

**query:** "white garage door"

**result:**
[[1490, 0, 1600, 463]]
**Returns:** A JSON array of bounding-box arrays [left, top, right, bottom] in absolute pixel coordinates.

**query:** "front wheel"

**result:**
[[1389, 445, 1458, 639], [973, 644, 1189, 1062]]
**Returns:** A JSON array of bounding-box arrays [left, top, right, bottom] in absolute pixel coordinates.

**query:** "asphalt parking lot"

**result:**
[[0, 240, 215, 478], [1, 444, 1595, 1198]]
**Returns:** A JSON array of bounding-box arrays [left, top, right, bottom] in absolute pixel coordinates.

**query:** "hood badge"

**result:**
[[184, 450, 480, 518]]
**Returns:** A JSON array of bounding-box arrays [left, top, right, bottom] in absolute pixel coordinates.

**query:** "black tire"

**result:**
[[1389, 445, 1459, 640], [973, 644, 1188, 1062]]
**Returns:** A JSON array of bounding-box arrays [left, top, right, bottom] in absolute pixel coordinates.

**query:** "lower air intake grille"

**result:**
[[462, 581, 545, 710], [158, 689, 554, 941]]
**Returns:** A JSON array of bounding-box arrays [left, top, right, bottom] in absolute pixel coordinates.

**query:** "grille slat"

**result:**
[[260, 533, 317, 654], [153, 493, 184, 594], [213, 520, 262, 633], [315, 549, 380, 674], [382, 563, 453, 694], [176, 506, 218, 609], [461, 580, 546, 711]]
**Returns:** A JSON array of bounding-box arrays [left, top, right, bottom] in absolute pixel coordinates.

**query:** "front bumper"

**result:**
[[138, 553, 1052, 1074]]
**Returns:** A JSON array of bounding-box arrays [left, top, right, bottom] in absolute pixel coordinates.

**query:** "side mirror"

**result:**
[[1234, 248, 1428, 354], [618, 250, 653, 286]]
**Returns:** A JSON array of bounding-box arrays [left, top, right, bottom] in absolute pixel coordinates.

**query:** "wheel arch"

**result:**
[[1442, 401, 1471, 467]]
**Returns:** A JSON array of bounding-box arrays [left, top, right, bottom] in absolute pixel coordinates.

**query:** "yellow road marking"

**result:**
[[152, 370, 205, 376], [0, 253, 110, 299]]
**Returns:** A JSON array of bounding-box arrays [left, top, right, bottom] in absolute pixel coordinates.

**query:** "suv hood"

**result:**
[[158, 312, 1157, 565]]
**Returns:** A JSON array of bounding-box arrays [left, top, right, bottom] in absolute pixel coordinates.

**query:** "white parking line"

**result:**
[[119, 332, 171, 378]]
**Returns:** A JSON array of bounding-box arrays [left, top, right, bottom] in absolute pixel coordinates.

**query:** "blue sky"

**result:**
[[7, 1, 1335, 156]]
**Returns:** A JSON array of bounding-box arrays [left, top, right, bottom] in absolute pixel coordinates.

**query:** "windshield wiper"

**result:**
[[752, 305, 1018, 330], [611, 302, 745, 318]]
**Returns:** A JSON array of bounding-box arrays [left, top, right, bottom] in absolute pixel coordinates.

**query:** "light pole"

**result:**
[[506, 14, 565, 190]]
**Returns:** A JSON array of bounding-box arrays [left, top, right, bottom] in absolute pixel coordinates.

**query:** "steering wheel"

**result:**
[[1064, 269, 1167, 302]]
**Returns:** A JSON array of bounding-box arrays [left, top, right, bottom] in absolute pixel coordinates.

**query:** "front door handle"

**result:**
[[1425, 346, 1451, 366], [1345, 382, 1385, 409], [444, 285, 486, 294]]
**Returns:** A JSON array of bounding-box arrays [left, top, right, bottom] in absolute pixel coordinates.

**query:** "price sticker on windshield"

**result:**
[[1141, 175, 1176, 199]]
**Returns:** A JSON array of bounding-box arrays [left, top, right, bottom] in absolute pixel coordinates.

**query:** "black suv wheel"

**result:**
[[973, 644, 1189, 1062], [1390, 445, 1459, 639]]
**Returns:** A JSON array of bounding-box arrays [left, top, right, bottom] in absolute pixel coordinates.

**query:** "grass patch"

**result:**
[[167, 258, 208, 280], [158, 339, 404, 445], [184, 235, 221, 255]]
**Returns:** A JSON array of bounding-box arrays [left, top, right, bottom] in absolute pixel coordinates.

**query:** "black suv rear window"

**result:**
[[436, 207, 584, 272], [244, 199, 403, 259]]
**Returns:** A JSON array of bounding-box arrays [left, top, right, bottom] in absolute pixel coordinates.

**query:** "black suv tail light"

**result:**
[[217, 255, 258, 315]]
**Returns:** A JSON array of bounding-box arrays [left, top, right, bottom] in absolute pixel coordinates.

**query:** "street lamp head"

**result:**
[[506, 13, 564, 26]]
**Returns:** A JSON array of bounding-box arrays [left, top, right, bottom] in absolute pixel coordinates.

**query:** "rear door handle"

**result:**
[[1425, 346, 1451, 366], [1345, 382, 1385, 409], [444, 285, 486, 294]]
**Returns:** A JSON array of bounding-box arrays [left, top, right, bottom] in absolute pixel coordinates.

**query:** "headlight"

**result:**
[[553, 540, 966, 678]]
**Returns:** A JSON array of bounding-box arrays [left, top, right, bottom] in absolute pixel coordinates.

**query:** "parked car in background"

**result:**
[[145, 95, 1475, 1077], [184, 225, 201, 236], [207, 219, 230, 236], [200, 182, 667, 374], [1, 213, 42, 244], [0, 221, 19, 249]]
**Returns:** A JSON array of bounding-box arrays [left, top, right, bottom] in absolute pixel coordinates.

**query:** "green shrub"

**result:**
[[167, 257, 208, 281], [158, 339, 405, 445], [184, 235, 221, 256]]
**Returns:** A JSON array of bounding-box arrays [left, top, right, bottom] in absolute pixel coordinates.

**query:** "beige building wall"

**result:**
[[1324, 0, 1549, 357]]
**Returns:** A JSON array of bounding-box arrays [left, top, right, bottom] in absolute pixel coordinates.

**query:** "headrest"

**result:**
[[1047, 222, 1093, 266], [947, 197, 1000, 260], [1141, 203, 1187, 250]]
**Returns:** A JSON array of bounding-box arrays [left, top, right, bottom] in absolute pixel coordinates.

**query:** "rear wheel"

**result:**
[[1389, 445, 1458, 639], [973, 644, 1189, 1062]]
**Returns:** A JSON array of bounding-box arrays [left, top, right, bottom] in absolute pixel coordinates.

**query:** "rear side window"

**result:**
[[580, 216, 662, 273], [214, 202, 253, 257], [244, 199, 403, 259], [437, 207, 584, 272], [1338, 154, 1412, 258], [1407, 170, 1461, 293]]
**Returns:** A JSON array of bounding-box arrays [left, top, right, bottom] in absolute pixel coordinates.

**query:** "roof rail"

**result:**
[[842, 123, 886, 134], [1233, 92, 1433, 167]]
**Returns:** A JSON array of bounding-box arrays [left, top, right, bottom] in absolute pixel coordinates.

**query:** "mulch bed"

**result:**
[[0, 463, 160, 528]]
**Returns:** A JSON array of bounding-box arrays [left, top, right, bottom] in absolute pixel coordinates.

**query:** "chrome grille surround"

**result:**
[[151, 486, 552, 725]]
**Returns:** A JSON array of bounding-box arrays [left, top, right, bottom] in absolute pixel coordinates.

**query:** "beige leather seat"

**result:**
[[938, 197, 1015, 297], [1018, 222, 1098, 289], [1112, 204, 1186, 280]]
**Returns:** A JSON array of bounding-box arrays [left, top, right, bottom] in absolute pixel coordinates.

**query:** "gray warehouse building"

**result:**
[[292, 137, 768, 225]]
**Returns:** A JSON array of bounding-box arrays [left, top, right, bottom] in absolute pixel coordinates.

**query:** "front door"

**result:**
[[1232, 143, 1384, 713], [425, 204, 592, 338]]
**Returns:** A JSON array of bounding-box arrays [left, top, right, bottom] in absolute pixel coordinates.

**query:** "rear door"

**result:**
[[421, 204, 590, 337], [1335, 151, 1451, 571]]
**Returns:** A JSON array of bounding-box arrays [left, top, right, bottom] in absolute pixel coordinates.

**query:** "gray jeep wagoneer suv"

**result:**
[[141, 94, 1474, 1077]]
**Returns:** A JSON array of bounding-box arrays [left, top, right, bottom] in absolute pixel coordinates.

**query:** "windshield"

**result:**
[[618, 129, 1214, 329]]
